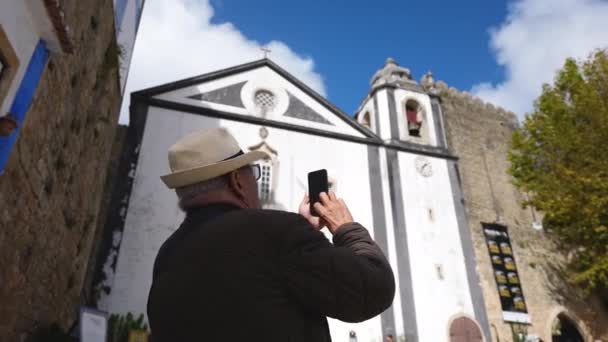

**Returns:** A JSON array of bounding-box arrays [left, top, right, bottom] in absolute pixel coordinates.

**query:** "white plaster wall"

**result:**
[[393, 89, 438, 146], [0, 0, 40, 116], [98, 106, 187, 317], [153, 65, 366, 138], [375, 89, 392, 141], [397, 152, 475, 342], [24, 0, 64, 53], [116, 0, 143, 93], [101, 106, 383, 341]]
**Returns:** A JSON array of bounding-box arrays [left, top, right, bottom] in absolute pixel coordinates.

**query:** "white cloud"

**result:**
[[119, 0, 325, 123], [472, 0, 608, 119]]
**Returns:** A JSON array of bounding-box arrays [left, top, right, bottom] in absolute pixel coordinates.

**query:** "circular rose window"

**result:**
[[254, 90, 276, 111]]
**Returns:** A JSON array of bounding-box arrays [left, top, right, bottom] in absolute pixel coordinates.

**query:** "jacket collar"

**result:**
[[183, 203, 241, 228]]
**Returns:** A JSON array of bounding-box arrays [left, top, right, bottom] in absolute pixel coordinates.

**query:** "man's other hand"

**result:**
[[313, 192, 354, 234], [299, 195, 326, 230]]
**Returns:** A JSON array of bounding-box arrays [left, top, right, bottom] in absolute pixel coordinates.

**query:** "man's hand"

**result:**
[[313, 192, 354, 234], [299, 195, 325, 230]]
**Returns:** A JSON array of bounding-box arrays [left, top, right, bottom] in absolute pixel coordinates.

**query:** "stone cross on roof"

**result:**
[[261, 47, 271, 59]]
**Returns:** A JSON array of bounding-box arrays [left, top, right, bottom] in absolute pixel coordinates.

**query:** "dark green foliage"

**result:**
[[31, 323, 76, 342], [108, 312, 148, 342]]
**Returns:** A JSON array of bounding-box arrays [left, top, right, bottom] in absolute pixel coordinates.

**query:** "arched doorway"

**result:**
[[552, 313, 584, 342], [449, 316, 483, 342]]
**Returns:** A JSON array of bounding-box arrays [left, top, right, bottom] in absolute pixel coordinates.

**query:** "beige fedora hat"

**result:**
[[161, 127, 269, 189]]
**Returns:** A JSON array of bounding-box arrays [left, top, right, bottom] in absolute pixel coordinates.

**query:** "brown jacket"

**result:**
[[147, 204, 395, 341]]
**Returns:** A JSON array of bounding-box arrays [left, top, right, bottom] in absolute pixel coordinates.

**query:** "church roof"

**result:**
[[132, 58, 374, 139], [129, 58, 455, 161]]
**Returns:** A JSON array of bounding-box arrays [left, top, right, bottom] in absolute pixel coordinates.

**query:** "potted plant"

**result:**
[[0, 114, 18, 136]]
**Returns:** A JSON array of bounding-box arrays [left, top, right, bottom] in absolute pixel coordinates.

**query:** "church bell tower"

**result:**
[[355, 58, 448, 149]]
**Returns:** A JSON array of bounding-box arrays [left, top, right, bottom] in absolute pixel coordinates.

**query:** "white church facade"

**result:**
[[98, 58, 493, 342]]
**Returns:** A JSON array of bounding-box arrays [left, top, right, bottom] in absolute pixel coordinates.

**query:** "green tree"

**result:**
[[108, 312, 148, 342], [509, 49, 608, 294]]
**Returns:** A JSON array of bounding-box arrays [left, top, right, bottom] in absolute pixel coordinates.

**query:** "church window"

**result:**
[[360, 111, 371, 128], [254, 90, 276, 112], [258, 159, 273, 202], [405, 99, 422, 137]]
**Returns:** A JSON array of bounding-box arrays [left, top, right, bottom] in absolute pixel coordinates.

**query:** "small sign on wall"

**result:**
[[80, 307, 108, 342], [482, 223, 531, 324]]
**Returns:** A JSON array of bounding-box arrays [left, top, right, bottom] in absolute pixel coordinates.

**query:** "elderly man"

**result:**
[[147, 128, 395, 341]]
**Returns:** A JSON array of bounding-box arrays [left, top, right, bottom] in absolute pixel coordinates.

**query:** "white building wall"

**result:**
[[100, 106, 383, 342], [98, 106, 186, 318], [116, 0, 144, 93], [0, 0, 143, 113], [24, 0, 65, 53], [375, 89, 392, 141], [0, 0, 40, 115], [397, 152, 475, 342]]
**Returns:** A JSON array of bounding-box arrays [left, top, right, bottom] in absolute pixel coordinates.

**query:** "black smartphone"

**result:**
[[308, 169, 328, 217]]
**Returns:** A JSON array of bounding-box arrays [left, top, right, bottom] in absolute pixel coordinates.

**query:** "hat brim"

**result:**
[[161, 150, 269, 189]]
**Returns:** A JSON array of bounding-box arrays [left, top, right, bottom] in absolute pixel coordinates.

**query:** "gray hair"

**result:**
[[176, 175, 228, 209]]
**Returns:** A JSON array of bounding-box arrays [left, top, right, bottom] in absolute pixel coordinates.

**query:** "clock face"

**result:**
[[415, 157, 433, 177]]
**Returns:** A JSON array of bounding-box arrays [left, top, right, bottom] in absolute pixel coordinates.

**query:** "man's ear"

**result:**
[[228, 170, 246, 200]]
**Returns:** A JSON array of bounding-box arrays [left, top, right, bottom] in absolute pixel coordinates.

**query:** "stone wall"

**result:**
[[82, 124, 128, 305], [0, 0, 122, 340], [436, 81, 608, 341]]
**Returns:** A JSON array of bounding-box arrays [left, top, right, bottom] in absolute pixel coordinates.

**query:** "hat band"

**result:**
[[221, 150, 244, 161]]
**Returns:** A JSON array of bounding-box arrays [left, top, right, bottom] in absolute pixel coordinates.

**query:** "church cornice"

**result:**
[[371, 81, 427, 95], [137, 96, 458, 161], [355, 82, 433, 116]]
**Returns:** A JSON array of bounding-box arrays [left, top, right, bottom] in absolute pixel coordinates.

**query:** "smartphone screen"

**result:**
[[308, 169, 328, 217]]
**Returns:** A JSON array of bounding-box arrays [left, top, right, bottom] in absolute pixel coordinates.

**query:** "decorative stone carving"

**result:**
[[421, 71, 434, 88], [283, 92, 333, 125], [259, 126, 268, 140], [370, 57, 417, 87], [188, 81, 247, 108], [421, 71, 439, 96]]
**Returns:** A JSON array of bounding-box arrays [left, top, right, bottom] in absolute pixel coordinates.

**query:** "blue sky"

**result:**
[[120, 0, 608, 123], [210, 0, 508, 114]]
